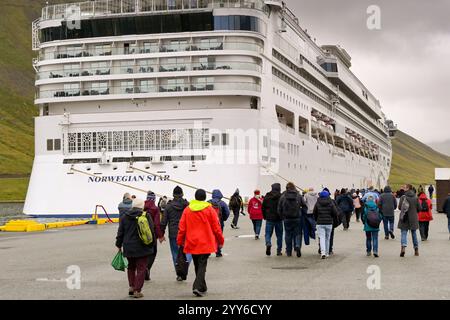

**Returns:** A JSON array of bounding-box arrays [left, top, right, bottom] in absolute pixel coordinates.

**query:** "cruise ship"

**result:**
[[25, 0, 395, 217]]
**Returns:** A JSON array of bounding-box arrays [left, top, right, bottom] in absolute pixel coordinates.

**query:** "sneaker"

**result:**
[[286, 251, 292, 257], [230, 224, 236, 229], [390, 232, 395, 239], [128, 287, 134, 296], [266, 245, 271, 256], [133, 291, 144, 299], [216, 252, 223, 258], [277, 251, 282, 256], [374, 253, 379, 258], [325, 254, 330, 258], [385, 236, 389, 240], [367, 252, 372, 257], [321, 255, 326, 259], [176, 276, 183, 282], [193, 289, 204, 297], [295, 247, 301, 257]]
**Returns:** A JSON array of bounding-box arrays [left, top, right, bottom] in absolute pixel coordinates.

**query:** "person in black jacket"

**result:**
[[116, 198, 156, 299], [313, 190, 339, 259], [443, 193, 450, 240], [160, 186, 191, 281], [262, 183, 283, 256], [336, 188, 354, 230]]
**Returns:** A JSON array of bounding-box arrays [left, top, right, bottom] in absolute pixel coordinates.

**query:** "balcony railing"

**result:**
[[41, 0, 269, 21], [37, 61, 262, 80], [38, 40, 263, 61], [36, 81, 261, 99]]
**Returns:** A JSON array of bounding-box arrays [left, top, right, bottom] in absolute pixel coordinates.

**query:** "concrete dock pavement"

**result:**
[[0, 212, 449, 300]]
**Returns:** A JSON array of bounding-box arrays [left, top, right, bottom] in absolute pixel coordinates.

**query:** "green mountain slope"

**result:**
[[389, 130, 450, 188]]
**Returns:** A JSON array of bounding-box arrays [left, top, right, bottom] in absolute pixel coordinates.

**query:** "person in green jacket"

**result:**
[[362, 198, 383, 258]]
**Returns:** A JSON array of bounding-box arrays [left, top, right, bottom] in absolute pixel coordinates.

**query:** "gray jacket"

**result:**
[[379, 192, 397, 217], [398, 190, 420, 231], [305, 192, 319, 214]]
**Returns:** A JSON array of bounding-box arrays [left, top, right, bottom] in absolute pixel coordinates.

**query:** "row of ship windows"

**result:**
[[39, 57, 261, 80], [37, 77, 260, 99], [273, 87, 310, 112], [39, 38, 263, 61]]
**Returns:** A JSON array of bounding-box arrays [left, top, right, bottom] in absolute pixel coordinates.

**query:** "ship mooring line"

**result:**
[[261, 166, 306, 192]]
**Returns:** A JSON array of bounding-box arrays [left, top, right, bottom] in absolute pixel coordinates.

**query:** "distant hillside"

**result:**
[[389, 130, 450, 188], [429, 140, 450, 157]]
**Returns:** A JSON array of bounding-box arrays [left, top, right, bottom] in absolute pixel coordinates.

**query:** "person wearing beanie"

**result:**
[[177, 189, 224, 297], [229, 188, 245, 229], [208, 189, 230, 257], [144, 191, 165, 281], [161, 186, 191, 281], [248, 190, 264, 240], [115, 198, 156, 299], [118, 193, 133, 218], [262, 183, 284, 256], [313, 189, 339, 259]]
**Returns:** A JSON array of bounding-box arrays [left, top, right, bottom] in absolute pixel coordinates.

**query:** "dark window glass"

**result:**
[[54, 139, 61, 151], [47, 139, 54, 151], [229, 15, 236, 29]]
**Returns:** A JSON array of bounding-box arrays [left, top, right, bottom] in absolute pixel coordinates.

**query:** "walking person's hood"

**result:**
[[212, 189, 224, 200], [365, 200, 378, 210], [170, 197, 188, 211], [383, 186, 392, 193], [285, 190, 299, 200], [189, 200, 212, 212], [271, 183, 281, 193], [125, 207, 144, 218], [419, 193, 429, 201]]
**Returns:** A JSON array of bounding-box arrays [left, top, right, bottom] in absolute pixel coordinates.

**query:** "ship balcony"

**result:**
[[35, 81, 261, 103], [36, 61, 262, 81], [40, 0, 269, 22], [37, 40, 263, 62]]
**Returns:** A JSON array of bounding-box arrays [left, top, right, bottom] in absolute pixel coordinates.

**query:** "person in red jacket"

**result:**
[[144, 191, 166, 281], [418, 192, 433, 241], [177, 189, 224, 297], [248, 190, 264, 240]]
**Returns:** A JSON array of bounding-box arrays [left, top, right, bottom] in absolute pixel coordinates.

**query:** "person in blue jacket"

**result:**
[[208, 189, 230, 257], [362, 198, 383, 258]]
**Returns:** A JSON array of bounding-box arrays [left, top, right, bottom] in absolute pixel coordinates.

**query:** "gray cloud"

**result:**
[[285, 0, 450, 143]]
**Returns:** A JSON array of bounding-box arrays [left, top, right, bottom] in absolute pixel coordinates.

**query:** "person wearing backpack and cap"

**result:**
[[418, 192, 433, 241], [208, 189, 230, 257], [144, 191, 165, 281], [248, 190, 264, 240], [177, 189, 225, 297], [362, 197, 383, 257], [161, 186, 191, 280], [229, 188, 245, 229], [115, 198, 156, 299]]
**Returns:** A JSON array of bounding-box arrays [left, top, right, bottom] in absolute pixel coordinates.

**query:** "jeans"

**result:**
[[366, 231, 379, 253], [448, 217, 450, 233], [127, 256, 148, 293], [169, 237, 192, 267], [401, 229, 419, 248], [232, 208, 240, 226], [419, 221, 430, 240], [284, 219, 301, 254], [317, 224, 333, 255], [265, 220, 283, 251], [192, 254, 210, 292], [252, 219, 262, 236], [383, 216, 395, 236]]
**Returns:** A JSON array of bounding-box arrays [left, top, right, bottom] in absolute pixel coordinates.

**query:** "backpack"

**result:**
[[283, 197, 300, 219], [229, 195, 240, 209], [136, 212, 153, 246], [366, 207, 381, 229], [210, 201, 223, 221], [420, 199, 429, 213]]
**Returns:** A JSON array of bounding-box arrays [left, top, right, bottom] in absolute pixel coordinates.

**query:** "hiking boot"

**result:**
[[414, 248, 419, 256], [193, 289, 204, 297], [374, 253, 379, 258], [385, 236, 389, 240], [128, 287, 134, 296], [133, 291, 144, 299], [400, 246, 406, 258], [390, 232, 395, 239], [295, 247, 301, 257], [266, 245, 271, 256]]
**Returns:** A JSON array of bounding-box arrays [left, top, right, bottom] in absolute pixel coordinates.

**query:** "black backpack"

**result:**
[[420, 199, 429, 213], [283, 197, 300, 219], [366, 208, 381, 228]]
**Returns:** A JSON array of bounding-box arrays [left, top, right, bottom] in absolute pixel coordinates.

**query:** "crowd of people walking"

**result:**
[[115, 182, 450, 299]]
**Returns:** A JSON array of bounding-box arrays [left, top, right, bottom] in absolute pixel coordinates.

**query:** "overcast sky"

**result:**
[[285, 0, 450, 144]]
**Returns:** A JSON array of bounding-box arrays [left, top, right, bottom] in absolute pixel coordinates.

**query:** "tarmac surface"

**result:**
[[0, 211, 449, 300]]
